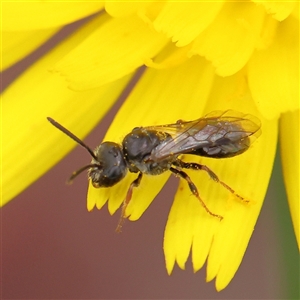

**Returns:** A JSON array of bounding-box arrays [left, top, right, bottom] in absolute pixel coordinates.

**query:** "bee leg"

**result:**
[[176, 119, 185, 125], [170, 167, 223, 221], [174, 160, 249, 204], [116, 172, 143, 233]]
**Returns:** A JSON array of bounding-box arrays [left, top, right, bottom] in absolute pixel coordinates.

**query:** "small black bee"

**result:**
[[47, 110, 261, 231]]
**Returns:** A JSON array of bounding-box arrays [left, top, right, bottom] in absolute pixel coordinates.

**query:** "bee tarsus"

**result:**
[[116, 172, 143, 233]]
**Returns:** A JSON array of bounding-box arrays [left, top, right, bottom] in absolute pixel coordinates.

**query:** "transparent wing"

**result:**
[[146, 110, 261, 161]]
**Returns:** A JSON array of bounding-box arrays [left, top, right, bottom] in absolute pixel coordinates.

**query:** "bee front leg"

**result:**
[[174, 160, 249, 204], [170, 167, 223, 221], [116, 172, 143, 233]]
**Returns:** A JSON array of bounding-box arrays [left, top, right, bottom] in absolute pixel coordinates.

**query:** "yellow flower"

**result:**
[[2, 0, 299, 292]]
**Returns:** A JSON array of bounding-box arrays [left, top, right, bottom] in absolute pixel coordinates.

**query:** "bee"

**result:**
[[47, 110, 261, 231]]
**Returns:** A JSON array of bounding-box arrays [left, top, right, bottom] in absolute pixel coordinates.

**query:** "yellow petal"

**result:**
[[280, 110, 300, 249], [248, 15, 299, 119], [145, 42, 191, 69], [2, 1, 104, 31], [105, 1, 150, 18], [1, 15, 131, 206], [291, 3, 299, 20], [2, 28, 59, 71], [252, 0, 297, 21], [164, 73, 278, 290], [190, 2, 265, 76], [87, 55, 216, 221], [153, 1, 224, 47], [54, 16, 168, 90]]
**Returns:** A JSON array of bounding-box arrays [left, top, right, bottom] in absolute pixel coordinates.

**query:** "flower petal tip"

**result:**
[[165, 259, 175, 275], [206, 274, 215, 283], [87, 204, 95, 212], [166, 267, 173, 276]]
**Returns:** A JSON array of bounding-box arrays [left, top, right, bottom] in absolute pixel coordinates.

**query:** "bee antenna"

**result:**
[[67, 163, 101, 184], [47, 117, 98, 161]]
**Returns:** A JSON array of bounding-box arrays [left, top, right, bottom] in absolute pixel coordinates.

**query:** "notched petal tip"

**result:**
[[253, 0, 297, 21]]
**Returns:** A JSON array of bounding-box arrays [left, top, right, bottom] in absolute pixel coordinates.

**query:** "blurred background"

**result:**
[[1, 17, 299, 300]]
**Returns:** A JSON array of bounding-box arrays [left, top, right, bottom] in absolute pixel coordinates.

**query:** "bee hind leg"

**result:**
[[174, 160, 249, 204], [116, 172, 143, 233], [170, 167, 223, 221]]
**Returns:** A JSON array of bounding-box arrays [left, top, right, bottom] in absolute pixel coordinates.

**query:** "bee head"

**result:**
[[47, 117, 127, 188], [88, 142, 127, 187]]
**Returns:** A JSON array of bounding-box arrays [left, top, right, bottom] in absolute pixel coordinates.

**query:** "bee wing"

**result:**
[[146, 110, 261, 161]]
